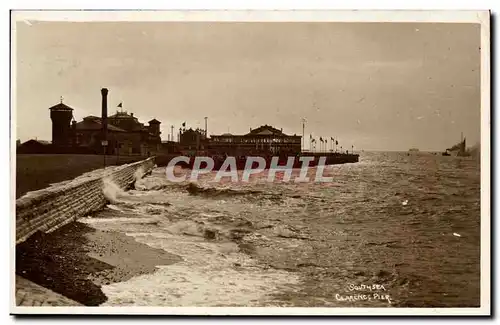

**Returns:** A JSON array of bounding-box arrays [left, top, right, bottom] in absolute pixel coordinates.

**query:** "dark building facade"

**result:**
[[179, 128, 208, 153], [49, 102, 74, 148], [209, 125, 301, 156], [49, 101, 162, 156], [160, 128, 209, 155], [160, 124, 301, 156], [17, 139, 52, 154]]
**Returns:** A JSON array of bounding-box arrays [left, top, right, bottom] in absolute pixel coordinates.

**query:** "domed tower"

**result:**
[[49, 100, 74, 147]]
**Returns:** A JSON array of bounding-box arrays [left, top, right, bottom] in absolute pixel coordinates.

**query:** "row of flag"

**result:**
[[308, 134, 354, 153], [309, 135, 338, 145]]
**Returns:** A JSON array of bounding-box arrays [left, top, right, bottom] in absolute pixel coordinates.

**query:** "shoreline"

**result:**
[[16, 220, 181, 306]]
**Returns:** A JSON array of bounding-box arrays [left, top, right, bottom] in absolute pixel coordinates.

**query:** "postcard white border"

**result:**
[[9, 9, 491, 316], [11, 10, 490, 23]]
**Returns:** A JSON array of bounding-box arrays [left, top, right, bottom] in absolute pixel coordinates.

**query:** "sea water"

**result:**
[[81, 151, 481, 307]]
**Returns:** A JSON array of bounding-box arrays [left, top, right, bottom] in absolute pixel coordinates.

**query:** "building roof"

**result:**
[[20, 139, 51, 146], [245, 125, 286, 136], [48, 103, 74, 111], [148, 119, 161, 124], [83, 115, 100, 121], [109, 111, 138, 120], [183, 128, 200, 133], [76, 118, 127, 132], [211, 125, 298, 138]]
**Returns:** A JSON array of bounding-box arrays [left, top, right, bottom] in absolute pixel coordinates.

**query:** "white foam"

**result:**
[[106, 204, 123, 211], [133, 166, 145, 181], [164, 220, 205, 237], [80, 217, 160, 225], [101, 263, 297, 307], [86, 168, 301, 307], [100, 231, 299, 306], [102, 177, 126, 203]]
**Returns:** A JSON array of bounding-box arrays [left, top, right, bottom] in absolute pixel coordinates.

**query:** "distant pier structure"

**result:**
[[156, 124, 359, 168], [209, 125, 301, 156]]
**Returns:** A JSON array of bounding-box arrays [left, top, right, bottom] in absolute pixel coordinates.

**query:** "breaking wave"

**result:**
[[102, 177, 126, 203], [86, 151, 480, 307]]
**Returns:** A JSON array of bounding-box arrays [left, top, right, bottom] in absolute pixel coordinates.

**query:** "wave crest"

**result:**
[[185, 183, 263, 198]]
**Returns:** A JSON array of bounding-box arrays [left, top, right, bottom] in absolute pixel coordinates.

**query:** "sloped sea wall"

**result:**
[[15, 157, 155, 244]]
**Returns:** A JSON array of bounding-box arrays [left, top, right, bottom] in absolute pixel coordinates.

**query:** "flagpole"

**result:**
[[301, 118, 306, 151]]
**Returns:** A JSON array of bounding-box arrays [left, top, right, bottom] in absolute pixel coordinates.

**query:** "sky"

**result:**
[[14, 21, 481, 151]]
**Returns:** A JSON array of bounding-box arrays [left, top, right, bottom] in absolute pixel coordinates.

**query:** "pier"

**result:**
[[155, 152, 359, 170]]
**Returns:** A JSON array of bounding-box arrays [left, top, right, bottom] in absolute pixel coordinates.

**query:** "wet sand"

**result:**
[[16, 221, 182, 306]]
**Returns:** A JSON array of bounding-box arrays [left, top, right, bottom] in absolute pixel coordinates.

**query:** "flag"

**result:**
[[312, 138, 316, 143], [336, 140, 338, 145], [310, 134, 312, 140], [320, 137, 323, 142], [182, 122, 186, 127], [331, 137, 334, 141], [117, 102, 122, 108]]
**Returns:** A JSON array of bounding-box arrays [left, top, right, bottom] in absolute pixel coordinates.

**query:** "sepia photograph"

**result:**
[[10, 10, 490, 316]]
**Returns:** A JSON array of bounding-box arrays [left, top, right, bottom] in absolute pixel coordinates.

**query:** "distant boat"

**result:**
[[409, 148, 419, 152], [442, 133, 469, 157]]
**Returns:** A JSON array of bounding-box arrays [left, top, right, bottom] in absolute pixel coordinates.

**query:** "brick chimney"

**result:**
[[101, 88, 108, 144]]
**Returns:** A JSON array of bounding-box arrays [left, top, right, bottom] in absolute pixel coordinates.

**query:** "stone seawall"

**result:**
[[16, 157, 155, 245]]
